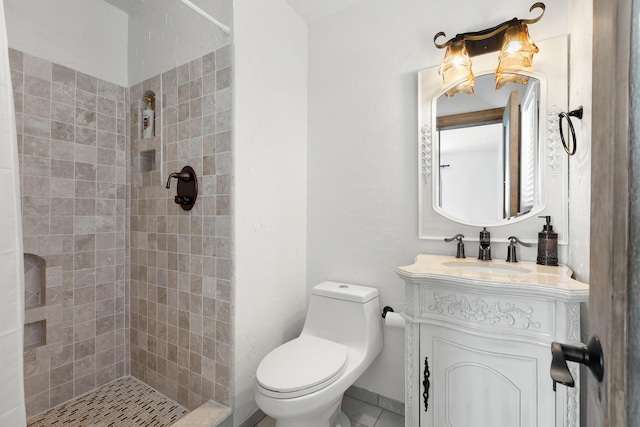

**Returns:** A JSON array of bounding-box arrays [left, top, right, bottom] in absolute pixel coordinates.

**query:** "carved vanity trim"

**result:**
[[429, 293, 542, 329]]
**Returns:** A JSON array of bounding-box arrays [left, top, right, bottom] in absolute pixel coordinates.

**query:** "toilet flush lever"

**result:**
[[550, 335, 604, 391]]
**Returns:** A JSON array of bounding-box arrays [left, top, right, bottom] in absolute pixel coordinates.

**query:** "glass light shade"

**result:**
[[438, 40, 475, 97], [495, 23, 539, 89], [495, 72, 530, 89]]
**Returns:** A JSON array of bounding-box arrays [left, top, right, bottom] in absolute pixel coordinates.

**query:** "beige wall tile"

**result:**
[[24, 94, 51, 118], [20, 46, 234, 415], [52, 64, 75, 87], [24, 75, 51, 99]]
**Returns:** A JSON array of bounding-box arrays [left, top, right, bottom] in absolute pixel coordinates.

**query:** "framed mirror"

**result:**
[[418, 36, 568, 244]]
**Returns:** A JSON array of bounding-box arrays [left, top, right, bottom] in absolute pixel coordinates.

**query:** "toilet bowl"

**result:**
[[254, 281, 383, 427]]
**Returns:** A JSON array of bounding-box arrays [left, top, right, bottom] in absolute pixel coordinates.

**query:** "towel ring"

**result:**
[[558, 106, 583, 156]]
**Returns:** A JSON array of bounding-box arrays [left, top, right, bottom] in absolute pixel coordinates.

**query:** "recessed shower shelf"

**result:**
[[24, 319, 46, 350], [134, 135, 162, 187], [24, 253, 45, 309]]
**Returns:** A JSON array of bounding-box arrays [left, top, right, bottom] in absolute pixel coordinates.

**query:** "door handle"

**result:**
[[550, 335, 604, 391]]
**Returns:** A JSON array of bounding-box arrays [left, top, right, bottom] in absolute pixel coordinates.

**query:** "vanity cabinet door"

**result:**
[[419, 324, 554, 427]]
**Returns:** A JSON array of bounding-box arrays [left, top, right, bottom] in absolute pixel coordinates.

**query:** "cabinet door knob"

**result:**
[[423, 357, 431, 412]]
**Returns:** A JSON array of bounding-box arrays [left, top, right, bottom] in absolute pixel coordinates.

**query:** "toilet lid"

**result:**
[[256, 336, 348, 397]]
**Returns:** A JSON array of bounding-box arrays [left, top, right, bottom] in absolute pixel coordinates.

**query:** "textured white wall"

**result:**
[[3, 0, 128, 86], [233, 0, 308, 424], [307, 0, 570, 401], [127, 0, 232, 85], [4, 0, 233, 86], [0, 0, 26, 424], [568, 0, 592, 283], [567, 3, 592, 423]]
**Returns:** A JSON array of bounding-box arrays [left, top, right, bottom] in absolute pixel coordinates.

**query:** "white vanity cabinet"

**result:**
[[396, 254, 589, 427]]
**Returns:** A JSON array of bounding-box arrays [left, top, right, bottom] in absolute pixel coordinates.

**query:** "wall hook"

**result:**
[[558, 106, 583, 156], [166, 166, 198, 211]]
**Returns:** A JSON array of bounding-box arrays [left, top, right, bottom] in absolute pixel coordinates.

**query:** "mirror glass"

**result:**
[[434, 73, 541, 224]]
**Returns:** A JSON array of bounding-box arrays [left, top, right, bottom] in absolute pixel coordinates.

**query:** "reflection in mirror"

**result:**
[[435, 73, 540, 224]]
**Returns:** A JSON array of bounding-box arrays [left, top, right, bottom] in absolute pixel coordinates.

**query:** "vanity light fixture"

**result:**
[[434, 2, 545, 97], [495, 22, 539, 89], [438, 39, 475, 98]]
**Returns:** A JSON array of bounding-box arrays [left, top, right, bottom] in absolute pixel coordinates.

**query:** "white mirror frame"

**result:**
[[418, 35, 568, 245]]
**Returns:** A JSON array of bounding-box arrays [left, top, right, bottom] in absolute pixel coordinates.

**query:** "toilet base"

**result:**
[[335, 410, 351, 427], [271, 396, 351, 427]]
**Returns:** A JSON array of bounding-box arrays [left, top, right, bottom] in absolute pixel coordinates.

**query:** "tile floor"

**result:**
[[27, 377, 189, 427], [26, 375, 403, 427], [253, 395, 404, 427]]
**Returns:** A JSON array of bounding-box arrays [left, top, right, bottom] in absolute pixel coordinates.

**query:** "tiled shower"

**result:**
[[14, 48, 129, 416], [128, 45, 233, 410], [12, 37, 234, 419]]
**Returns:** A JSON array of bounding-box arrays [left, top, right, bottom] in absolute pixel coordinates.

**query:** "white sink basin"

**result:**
[[443, 262, 532, 275]]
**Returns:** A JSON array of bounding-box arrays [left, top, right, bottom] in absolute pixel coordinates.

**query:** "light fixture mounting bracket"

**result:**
[[433, 2, 545, 57]]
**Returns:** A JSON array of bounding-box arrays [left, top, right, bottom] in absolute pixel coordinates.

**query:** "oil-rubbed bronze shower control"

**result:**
[[166, 166, 198, 211]]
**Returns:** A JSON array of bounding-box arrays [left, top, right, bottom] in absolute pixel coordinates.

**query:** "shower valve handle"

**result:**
[[165, 166, 198, 211], [166, 171, 192, 189]]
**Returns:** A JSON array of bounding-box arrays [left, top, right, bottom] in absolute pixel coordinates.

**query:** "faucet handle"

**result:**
[[444, 233, 464, 243], [508, 236, 532, 246], [444, 234, 465, 258], [506, 236, 532, 263]]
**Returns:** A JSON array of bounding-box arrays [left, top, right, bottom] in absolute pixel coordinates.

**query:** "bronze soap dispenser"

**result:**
[[536, 216, 558, 266]]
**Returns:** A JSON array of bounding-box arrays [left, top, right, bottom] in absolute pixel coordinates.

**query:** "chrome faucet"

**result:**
[[478, 227, 491, 260]]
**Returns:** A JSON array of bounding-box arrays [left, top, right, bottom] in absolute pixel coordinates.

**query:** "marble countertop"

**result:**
[[396, 254, 589, 298]]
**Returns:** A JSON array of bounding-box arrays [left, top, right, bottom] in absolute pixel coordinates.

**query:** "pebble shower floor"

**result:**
[[27, 377, 189, 427]]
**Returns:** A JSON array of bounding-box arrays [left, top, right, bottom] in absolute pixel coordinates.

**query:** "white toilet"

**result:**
[[254, 281, 383, 427]]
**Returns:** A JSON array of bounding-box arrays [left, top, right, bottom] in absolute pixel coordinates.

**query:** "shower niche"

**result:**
[[23, 253, 46, 349], [134, 90, 163, 187], [24, 320, 46, 349], [24, 253, 45, 308]]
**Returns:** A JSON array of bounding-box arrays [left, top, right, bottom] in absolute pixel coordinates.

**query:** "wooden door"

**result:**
[[588, 0, 636, 425]]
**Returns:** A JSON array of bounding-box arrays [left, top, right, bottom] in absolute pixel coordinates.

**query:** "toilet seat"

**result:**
[[256, 336, 348, 399]]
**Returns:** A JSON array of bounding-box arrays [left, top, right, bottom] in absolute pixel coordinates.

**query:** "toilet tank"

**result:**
[[301, 281, 382, 349]]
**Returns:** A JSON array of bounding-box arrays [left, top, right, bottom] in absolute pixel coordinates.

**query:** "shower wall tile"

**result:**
[[129, 44, 233, 411], [12, 49, 128, 419], [14, 42, 233, 418]]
